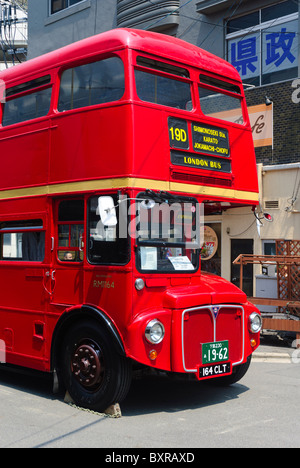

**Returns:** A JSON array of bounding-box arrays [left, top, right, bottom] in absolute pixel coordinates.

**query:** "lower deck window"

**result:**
[[57, 199, 84, 262], [0, 220, 44, 261]]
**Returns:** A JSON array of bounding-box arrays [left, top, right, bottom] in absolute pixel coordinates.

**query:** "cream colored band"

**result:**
[[0, 177, 259, 203]]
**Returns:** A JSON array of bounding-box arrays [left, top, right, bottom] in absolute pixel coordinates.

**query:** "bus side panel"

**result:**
[[0, 120, 50, 192], [84, 267, 133, 351], [49, 105, 133, 185], [132, 106, 169, 183], [229, 126, 259, 194]]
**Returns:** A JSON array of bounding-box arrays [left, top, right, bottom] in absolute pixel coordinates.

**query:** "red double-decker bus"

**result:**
[[0, 28, 262, 411]]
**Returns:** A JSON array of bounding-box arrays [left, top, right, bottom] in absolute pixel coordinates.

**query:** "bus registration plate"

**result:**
[[202, 340, 229, 364], [199, 362, 231, 379]]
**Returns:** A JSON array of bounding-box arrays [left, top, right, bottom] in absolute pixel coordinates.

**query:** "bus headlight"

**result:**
[[145, 319, 165, 344], [249, 312, 262, 333]]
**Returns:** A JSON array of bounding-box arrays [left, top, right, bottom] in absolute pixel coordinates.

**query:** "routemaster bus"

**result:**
[[0, 28, 262, 412]]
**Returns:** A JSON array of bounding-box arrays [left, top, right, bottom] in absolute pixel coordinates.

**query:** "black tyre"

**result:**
[[60, 320, 132, 412], [208, 355, 252, 386]]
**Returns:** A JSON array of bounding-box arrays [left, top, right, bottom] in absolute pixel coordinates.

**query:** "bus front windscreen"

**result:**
[[135, 194, 200, 273]]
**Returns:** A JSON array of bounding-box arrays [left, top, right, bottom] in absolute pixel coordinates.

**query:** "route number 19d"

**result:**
[[169, 127, 187, 143], [168, 118, 189, 150]]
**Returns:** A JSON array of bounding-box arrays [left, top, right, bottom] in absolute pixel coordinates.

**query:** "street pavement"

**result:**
[[254, 332, 298, 362], [0, 332, 299, 448]]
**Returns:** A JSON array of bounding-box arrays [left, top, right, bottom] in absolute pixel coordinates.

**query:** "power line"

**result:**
[[198, 0, 243, 47], [0, 0, 27, 67]]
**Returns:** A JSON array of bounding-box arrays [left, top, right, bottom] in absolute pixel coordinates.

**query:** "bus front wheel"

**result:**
[[60, 320, 132, 412]]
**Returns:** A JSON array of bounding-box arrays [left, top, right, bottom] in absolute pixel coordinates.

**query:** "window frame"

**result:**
[[198, 73, 245, 126], [57, 55, 126, 113], [56, 199, 85, 264], [50, 0, 84, 15], [87, 193, 130, 266], [134, 55, 193, 112], [135, 193, 200, 274], [0, 219, 45, 262], [226, 5, 298, 87], [2, 75, 53, 127]]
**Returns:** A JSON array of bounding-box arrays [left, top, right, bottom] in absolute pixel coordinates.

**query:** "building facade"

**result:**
[[0, 0, 27, 70], [27, 0, 300, 297]]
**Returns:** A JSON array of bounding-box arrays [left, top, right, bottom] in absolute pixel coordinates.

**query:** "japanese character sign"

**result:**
[[263, 20, 297, 74], [228, 20, 298, 81], [228, 33, 260, 80]]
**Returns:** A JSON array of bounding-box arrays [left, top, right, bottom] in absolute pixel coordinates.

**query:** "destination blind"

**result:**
[[168, 118, 231, 174], [192, 123, 230, 157], [171, 150, 231, 173], [168, 118, 230, 158]]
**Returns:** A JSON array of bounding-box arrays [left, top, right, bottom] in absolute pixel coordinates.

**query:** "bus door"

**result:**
[[49, 198, 84, 306], [0, 217, 48, 368]]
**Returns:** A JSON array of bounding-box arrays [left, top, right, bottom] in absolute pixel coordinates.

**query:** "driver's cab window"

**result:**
[[87, 194, 129, 265], [57, 199, 84, 262]]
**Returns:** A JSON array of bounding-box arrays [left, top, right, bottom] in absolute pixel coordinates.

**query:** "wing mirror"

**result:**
[[98, 196, 117, 226]]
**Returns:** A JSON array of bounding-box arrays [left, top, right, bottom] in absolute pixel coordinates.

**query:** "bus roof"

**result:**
[[0, 28, 241, 86]]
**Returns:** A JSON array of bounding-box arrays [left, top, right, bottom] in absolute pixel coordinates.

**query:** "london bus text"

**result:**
[[0, 29, 262, 411]]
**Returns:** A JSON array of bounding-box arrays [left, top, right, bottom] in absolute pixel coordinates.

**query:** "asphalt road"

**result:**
[[0, 337, 299, 449]]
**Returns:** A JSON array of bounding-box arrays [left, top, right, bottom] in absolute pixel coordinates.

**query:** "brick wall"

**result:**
[[245, 80, 300, 165]]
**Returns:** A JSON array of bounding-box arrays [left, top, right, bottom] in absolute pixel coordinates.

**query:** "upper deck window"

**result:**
[[58, 56, 125, 112], [2, 76, 52, 127], [135, 57, 192, 111], [199, 75, 244, 125], [136, 57, 189, 78]]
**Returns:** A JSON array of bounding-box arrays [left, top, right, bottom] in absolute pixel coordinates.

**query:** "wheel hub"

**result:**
[[71, 341, 103, 389]]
